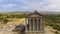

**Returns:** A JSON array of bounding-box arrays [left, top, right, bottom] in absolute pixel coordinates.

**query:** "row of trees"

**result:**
[[0, 14, 25, 18], [45, 14, 60, 23]]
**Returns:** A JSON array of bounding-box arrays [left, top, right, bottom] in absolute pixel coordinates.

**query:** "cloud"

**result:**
[[0, 0, 7, 2], [43, 0, 60, 11], [0, 0, 4, 2], [2, 4, 17, 8], [16, 0, 60, 12], [0, 0, 60, 12], [17, 0, 49, 11]]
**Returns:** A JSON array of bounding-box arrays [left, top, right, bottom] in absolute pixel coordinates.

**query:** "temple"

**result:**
[[25, 10, 45, 34]]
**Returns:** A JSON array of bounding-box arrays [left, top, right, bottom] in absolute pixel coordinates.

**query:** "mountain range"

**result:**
[[0, 11, 60, 14]]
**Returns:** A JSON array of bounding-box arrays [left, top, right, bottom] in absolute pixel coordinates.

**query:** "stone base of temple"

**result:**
[[25, 31, 45, 34]]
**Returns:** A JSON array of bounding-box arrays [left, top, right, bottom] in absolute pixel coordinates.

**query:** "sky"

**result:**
[[0, 0, 60, 12]]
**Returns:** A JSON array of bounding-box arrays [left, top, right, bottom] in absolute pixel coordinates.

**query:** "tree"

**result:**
[[2, 18, 8, 24]]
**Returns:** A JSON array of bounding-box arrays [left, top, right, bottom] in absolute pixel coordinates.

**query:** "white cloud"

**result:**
[[18, 1, 49, 11], [0, 0, 60, 12], [17, 0, 60, 12], [0, 0, 8, 2], [43, 0, 60, 11], [2, 4, 17, 8]]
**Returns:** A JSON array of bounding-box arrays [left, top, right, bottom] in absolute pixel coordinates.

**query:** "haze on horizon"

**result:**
[[0, 0, 60, 12]]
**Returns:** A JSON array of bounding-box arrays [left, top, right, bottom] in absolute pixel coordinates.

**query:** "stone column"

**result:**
[[42, 17, 44, 31], [25, 18, 28, 32], [33, 19, 34, 31], [40, 17, 42, 31], [29, 18, 31, 31], [41, 17, 45, 34]]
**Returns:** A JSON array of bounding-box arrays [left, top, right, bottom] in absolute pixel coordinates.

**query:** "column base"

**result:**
[[25, 31, 45, 34]]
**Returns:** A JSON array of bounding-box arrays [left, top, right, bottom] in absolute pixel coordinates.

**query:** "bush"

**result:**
[[2, 18, 8, 24], [53, 25, 60, 31]]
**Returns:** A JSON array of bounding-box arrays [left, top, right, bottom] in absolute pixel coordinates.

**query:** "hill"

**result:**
[[0, 11, 60, 14]]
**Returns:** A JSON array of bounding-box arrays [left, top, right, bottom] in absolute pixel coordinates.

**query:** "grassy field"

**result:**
[[0, 18, 25, 26]]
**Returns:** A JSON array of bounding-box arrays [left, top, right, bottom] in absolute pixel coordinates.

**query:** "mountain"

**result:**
[[0, 11, 60, 14]]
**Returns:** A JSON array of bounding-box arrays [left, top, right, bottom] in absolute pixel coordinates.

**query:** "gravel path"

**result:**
[[45, 26, 56, 34]]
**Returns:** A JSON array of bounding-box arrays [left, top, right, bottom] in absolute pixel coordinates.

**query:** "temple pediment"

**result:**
[[27, 13, 42, 17], [25, 10, 44, 18]]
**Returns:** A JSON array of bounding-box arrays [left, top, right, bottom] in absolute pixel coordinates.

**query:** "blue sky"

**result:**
[[0, 0, 60, 12]]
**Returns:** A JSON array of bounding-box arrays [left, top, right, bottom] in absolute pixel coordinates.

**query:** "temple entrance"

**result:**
[[26, 18, 41, 34], [27, 18, 41, 31]]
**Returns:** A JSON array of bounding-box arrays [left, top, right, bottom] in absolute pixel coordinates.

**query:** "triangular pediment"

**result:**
[[27, 13, 42, 17], [25, 10, 44, 18]]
